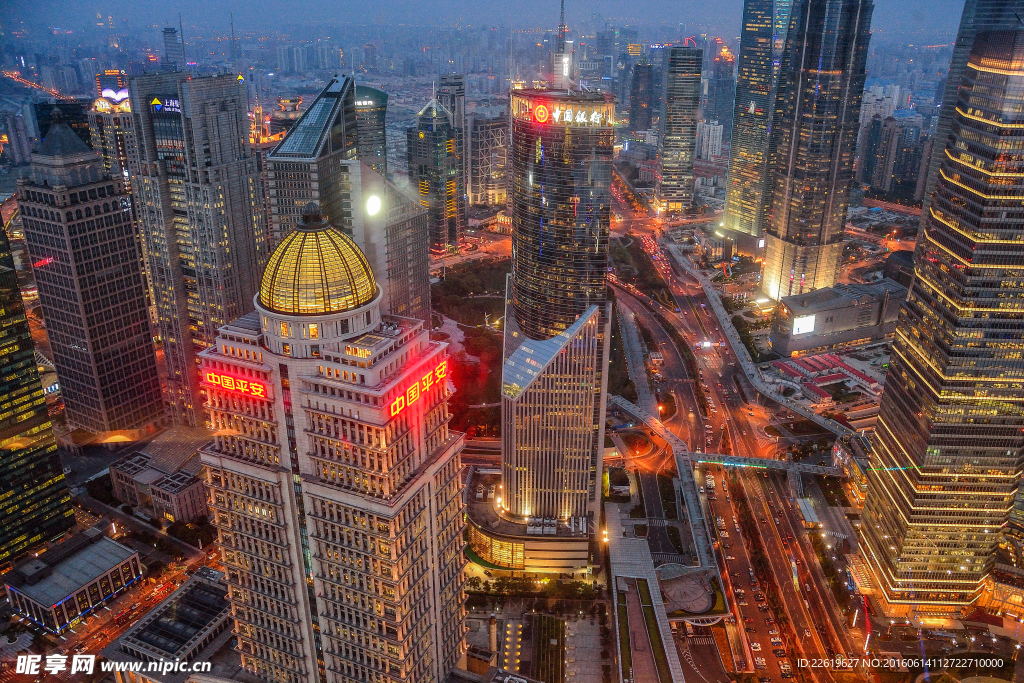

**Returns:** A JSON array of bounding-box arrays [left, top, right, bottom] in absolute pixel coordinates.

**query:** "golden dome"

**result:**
[[259, 205, 377, 316]]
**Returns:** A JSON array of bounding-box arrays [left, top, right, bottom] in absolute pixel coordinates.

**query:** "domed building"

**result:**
[[198, 204, 467, 683]]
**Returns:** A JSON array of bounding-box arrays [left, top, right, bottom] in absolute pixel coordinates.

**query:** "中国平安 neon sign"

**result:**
[[389, 360, 448, 417]]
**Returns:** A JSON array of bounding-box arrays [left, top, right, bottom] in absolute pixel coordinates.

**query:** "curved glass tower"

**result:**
[[862, 30, 1024, 615]]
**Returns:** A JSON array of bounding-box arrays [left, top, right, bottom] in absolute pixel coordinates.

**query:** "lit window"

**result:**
[[309, 323, 319, 339]]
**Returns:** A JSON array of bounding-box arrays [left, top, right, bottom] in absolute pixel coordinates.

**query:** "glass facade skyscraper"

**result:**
[[656, 47, 703, 213], [918, 0, 1024, 229], [862, 30, 1024, 614], [628, 59, 654, 132], [406, 99, 466, 253], [760, 0, 873, 301], [0, 229, 74, 565], [722, 0, 793, 239], [354, 85, 388, 177]]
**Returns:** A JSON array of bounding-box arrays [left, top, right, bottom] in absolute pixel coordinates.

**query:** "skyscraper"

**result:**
[[87, 88, 133, 180], [760, 0, 873, 301], [721, 0, 794, 240], [704, 45, 736, 141], [129, 72, 268, 425], [502, 89, 613, 526], [406, 99, 466, 253], [34, 101, 92, 149], [354, 85, 388, 177], [266, 77, 358, 245], [628, 58, 654, 131], [268, 79, 430, 322], [0, 228, 74, 565], [657, 46, 702, 213], [162, 28, 185, 71], [18, 123, 163, 434], [466, 104, 508, 207], [917, 0, 1024, 227], [437, 74, 467, 186], [200, 203, 465, 683], [862, 31, 1024, 615]]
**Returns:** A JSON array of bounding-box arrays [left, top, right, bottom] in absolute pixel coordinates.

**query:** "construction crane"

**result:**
[[2, 70, 76, 101]]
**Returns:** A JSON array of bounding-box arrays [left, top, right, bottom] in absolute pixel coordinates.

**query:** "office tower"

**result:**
[[918, 0, 1024, 226], [466, 104, 508, 207], [2, 113, 32, 164], [628, 58, 654, 131], [501, 89, 613, 529], [34, 101, 92, 148], [722, 0, 794, 240], [705, 45, 736, 141], [17, 123, 163, 434], [162, 28, 185, 71], [267, 79, 429, 322], [95, 69, 128, 97], [129, 73, 268, 426], [858, 114, 899, 188], [266, 78, 357, 245], [200, 203, 465, 683], [760, 0, 872, 301], [406, 99, 466, 253], [437, 74, 468, 191], [862, 31, 1024, 614], [87, 88, 133, 180], [0, 228, 74, 565], [657, 47, 702, 213], [354, 85, 388, 177]]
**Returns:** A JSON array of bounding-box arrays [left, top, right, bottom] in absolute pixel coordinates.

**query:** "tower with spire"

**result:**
[[552, 0, 573, 89]]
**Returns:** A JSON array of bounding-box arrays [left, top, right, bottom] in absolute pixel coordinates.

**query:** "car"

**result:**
[[726, 555, 736, 560], [771, 638, 784, 647], [758, 604, 769, 612], [738, 601, 749, 606], [755, 661, 767, 670], [765, 618, 775, 624], [755, 593, 766, 602], [768, 629, 780, 636], [773, 649, 787, 657], [744, 617, 754, 623], [732, 572, 741, 578], [759, 677, 772, 683], [750, 643, 762, 651], [760, 517, 767, 523], [803, 629, 811, 637], [724, 543, 732, 549], [781, 673, 795, 678], [746, 628, 758, 634]]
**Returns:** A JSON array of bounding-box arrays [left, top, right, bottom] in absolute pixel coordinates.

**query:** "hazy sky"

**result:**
[[4, 0, 965, 41]]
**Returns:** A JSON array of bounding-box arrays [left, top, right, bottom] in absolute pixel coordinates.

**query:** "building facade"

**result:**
[[466, 105, 508, 207], [162, 28, 185, 71], [88, 89, 134, 181], [761, 0, 873, 300], [406, 99, 467, 253], [504, 89, 613, 532], [628, 59, 654, 132], [722, 0, 794, 240], [0, 229, 74, 565], [129, 73, 269, 425], [657, 47, 702, 213], [704, 46, 736, 142], [861, 31, 1024, 616], [355, 85, 388, 177], [18, 123, 164, 434], [199, 204, 465, 683]]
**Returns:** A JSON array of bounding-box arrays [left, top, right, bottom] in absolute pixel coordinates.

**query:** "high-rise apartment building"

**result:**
[[862, 31, 1024, 615], [696, 120, 724, 160], [129, 72, 268, 425], [628, 59, 654, 131], [466, 104, 508, 207], [406, 99, 467, 253], [18, 123, 163, 434], [162, 28, 185, 71], [917, 0, 1024, 226], [760, 0, 872, 300], [722, 0, 794, 241], [3, 113, 33, 165], [267, 79, 429, 322], [199, 204, 465, 683], [657, 47, 702, 213], [354, 85, 388, 177], [0, 228, 74, 565], [503, 89, 613, 526]]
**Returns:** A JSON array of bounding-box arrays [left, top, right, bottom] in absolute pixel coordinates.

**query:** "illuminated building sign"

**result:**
[[204, 371, 271, 399], [388, 360, 448, 417], [150, 96, 181, 114], [32, 256, 54, 268], [511, 94, 614, 128], [355, 100, 377, 106], [793, 315, 815, 336]]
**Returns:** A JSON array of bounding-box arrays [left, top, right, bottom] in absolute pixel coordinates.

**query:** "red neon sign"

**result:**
[[204, 371, 269, 399], [32, 256, 54, 268], [534, 104, 550, 124], [389, 360, 448, 417]]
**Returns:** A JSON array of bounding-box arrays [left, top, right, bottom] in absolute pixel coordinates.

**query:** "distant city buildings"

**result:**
[[761, 0, 873, 301], [199, 203, 466, 683], [656, 46, 703, 213], [18, 121, 163, 434], [129, 72, 268, 425], [161, 27, 185, 72], [863, 30, 1024, 616], [0, 229, 74, 565]]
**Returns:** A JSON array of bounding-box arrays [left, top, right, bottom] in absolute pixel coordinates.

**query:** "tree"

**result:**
[[466, 576, 482, 592]]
